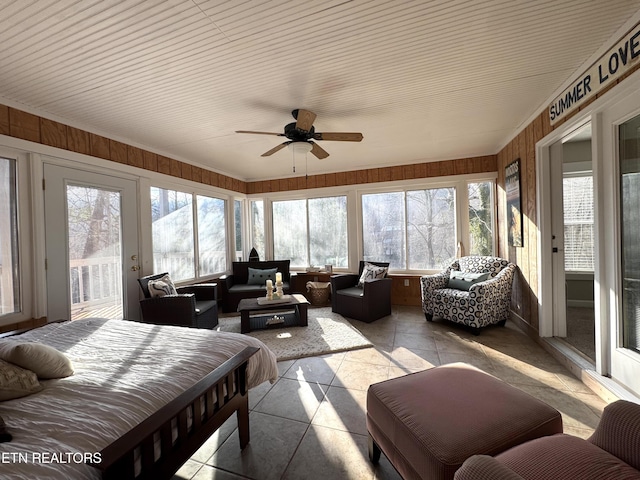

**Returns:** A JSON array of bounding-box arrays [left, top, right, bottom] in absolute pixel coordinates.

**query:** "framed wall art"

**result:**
[[505, 159, 523, 247]]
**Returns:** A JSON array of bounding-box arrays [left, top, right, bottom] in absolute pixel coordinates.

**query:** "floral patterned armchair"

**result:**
[[420, 256, 515, 334]]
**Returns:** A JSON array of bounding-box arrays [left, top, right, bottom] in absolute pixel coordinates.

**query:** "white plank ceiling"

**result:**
[[1, 0, 639, 181]]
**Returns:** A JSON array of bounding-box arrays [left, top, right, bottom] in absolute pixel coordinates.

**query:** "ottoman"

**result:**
[[366, 363, 563, 480]]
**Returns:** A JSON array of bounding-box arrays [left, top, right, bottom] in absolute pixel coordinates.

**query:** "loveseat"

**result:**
[[453, 399, 640, 480], [220, 260, 291, 312]]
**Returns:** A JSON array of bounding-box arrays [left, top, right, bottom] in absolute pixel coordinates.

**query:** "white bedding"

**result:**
[[0, 318, 278, 479]]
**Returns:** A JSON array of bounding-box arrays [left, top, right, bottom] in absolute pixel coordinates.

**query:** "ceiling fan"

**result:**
[[236, 109, 363, 159]]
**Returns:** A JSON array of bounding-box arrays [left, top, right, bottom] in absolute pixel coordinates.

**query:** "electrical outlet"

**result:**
[[404, 279, 410, 287]]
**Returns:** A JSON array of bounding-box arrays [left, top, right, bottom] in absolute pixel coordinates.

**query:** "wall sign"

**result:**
[[506, 159, 523, 247], [549, 22, 640, 125]]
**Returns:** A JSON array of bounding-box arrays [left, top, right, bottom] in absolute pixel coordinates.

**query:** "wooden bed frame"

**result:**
[[91, 346, 259, 479]]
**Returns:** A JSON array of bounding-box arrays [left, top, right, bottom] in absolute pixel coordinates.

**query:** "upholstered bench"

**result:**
[[366, 363, 563, 480]]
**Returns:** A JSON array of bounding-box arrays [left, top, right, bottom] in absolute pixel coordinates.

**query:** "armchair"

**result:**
[[420, 256, 515, 333], [331, 261, 392, 323], [137, 273, 218, 329]]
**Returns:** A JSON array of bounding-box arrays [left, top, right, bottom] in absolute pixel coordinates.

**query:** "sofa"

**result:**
[[421, 255, 516, 334], [453, 399, 640, 480], [220, 260, 291, 312]]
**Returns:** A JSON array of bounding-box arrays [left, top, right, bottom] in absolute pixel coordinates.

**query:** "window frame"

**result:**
[[148, 184, 230, 283], [248, 172, 496, 274], [357, 174, 496, 273]]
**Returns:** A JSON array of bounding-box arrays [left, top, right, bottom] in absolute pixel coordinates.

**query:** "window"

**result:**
[[563, 175, 594, 271], [362, 180, 494, 271], [468, 181, 494, 256], [250, 200, 264, 260], [150, 187, 226, 281], [0, 157, 20, 315], [197, 195, 226, 276], [363, 189, 456, 270], [234, 200, 242, 261], [272, 196, 348, 268]]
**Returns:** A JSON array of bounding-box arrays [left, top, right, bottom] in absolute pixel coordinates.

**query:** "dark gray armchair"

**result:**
[[137, 273, 218, 329], [330, 261, 392, 323]]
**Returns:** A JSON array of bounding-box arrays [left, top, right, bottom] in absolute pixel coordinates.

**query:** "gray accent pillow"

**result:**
[[448, 271, 490, 291], [247, 267, 278, 285]]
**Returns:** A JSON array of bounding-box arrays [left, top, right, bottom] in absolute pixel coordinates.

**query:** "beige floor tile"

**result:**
[[253, 377, 327, 422], [190, 415, 239, 463], [389, 345, 440, 370], [171, 459, 204, 480], [187, 305, 612, 480], [282, 355, 343, 385], [343, 346, 393, 367], [208, 412, 308, 480], [191, 465, 251, 479], [393, 331, 437, 351], [282, 425, 375, 480], [312, 386, 368, 435], [332, 360, 390, 390]]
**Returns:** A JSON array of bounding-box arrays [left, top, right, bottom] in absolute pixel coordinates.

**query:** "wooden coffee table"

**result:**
[[237, 294, 310, 334]]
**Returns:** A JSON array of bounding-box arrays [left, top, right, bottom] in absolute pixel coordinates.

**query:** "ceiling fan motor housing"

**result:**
[[284, 122, 315, 141]]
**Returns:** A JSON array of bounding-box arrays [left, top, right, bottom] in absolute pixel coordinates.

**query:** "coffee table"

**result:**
[[237, 294, 310, 334]]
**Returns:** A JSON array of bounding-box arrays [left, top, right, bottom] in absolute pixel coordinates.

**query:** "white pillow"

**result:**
[[148, 274, 177, 298], [0, 341, 74, 379], [0, 359, 42, 401], [357, 262, 388, 287]]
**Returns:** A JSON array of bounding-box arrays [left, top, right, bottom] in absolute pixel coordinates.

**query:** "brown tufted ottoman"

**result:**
[[366, 363, 563, 480]]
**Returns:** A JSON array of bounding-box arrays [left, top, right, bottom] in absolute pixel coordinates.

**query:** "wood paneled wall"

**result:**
[[0, 104, 245, 193]]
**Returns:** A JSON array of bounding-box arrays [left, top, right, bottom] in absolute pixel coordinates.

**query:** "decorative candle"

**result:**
[[275, 272, 282, 283], [266, 279, 273, 288]]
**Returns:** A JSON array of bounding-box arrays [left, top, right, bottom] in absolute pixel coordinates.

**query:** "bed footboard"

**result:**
[[92, 346, 259, 480]]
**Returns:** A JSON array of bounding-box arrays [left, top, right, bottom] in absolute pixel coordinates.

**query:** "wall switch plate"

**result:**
[[404, 279, 410, 286]]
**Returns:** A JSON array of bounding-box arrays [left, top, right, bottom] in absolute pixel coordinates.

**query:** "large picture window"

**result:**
[[0, 157, 20, 316], [361, 180, 494, 271], [272, 196, 348, 268], [363, 189, 456, 270], [150, 187, 226, 281]]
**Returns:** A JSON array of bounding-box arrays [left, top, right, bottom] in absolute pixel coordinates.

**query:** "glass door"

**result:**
[[44, 164, 140, 321], [602, 87, 640, 396]]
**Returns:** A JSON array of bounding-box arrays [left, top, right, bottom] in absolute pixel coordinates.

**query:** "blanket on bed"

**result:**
[[0, 318, 278, 479]]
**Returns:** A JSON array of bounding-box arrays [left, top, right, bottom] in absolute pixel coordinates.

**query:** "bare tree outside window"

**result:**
[[0, 158, 20, 315], [407, 188, 456, 269], [468, 182, 494, 256]]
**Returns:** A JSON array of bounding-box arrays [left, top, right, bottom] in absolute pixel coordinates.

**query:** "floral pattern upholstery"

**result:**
[[420, 256, 516, 330]]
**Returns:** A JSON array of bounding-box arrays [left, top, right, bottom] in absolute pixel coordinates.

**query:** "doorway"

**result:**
[[43, 164, 140, 321], [549, 124, 596, 362]]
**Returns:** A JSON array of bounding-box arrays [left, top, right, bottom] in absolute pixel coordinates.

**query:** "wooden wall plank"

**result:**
[[9, 108, 40, 142], [0, 105, 9, 135], [40, 118, 67, 149]]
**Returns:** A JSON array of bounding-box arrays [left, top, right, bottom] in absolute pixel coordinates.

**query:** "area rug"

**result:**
[[217, 307, 372, 361]]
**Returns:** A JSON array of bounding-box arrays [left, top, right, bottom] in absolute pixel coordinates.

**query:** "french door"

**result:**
[[602, 89, 640, 396], [44, 164, 140, 321]]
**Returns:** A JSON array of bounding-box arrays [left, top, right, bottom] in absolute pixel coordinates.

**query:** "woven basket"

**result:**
[[306, 281, 331, 306]]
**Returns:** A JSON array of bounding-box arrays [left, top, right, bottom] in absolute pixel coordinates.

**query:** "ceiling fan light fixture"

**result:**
[[288, 141, 313, 174], [288, 141, 313, 155]]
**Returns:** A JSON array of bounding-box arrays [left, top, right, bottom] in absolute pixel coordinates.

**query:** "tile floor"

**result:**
[[173, 305, 608, 480]]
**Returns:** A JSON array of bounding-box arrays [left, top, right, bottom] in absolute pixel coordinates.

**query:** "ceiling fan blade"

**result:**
[[295, 109, 316, 132], [236, 130, 283, 136], [313, 132, 363, 142], [261, 142, 289, 157], [310, 142, 329, 159]]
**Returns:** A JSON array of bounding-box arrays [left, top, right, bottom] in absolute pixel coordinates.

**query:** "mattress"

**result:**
[[0, 318, 278, 479]]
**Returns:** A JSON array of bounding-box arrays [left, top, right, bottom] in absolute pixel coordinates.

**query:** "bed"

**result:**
[[0, 317, 278, 479]]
